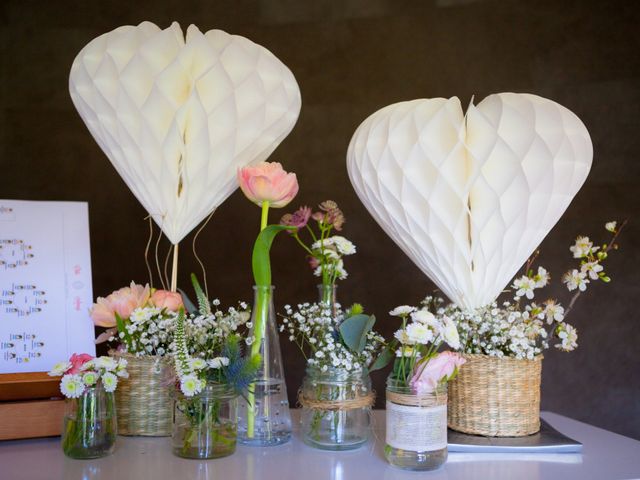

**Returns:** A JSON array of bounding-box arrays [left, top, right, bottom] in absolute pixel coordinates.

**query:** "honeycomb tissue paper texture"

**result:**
[[347, 93, 592, 309], [69, 21, 301, 244]]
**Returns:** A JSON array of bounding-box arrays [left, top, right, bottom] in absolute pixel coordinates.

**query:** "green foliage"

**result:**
[[177, 288, 197, 315], [190, 273, 211, 316], [252, 225, 295, 286], [339, 314, 376, 353], [345, 303, 364, 317], [173, 309, 190, 374], [115, 312, 133, 351], [369, 342, 395, 372]]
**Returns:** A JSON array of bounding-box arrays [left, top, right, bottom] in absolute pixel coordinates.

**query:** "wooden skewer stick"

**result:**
[[170, 243, 179, 293]]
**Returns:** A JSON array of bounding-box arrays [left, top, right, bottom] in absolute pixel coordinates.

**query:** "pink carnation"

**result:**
[[68, 353, 94, 374]]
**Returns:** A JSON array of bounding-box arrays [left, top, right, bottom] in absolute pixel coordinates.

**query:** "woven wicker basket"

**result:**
[[447, 353, 542, 437], [110, 352, 174, 436]]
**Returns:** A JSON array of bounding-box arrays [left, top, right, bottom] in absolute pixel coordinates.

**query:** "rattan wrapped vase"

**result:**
[[110, 352, 174, 436], [447, 354, 542, 437]]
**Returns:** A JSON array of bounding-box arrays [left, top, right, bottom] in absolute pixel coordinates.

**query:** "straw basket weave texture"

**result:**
[[447, 354, 542, 437], [110, 352, 174, 436]]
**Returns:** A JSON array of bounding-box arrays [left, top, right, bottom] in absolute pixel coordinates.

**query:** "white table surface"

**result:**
[[1, 410, 639, 480]]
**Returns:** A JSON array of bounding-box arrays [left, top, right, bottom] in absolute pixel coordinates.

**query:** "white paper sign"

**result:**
[[386, 401, 447, 452], [0, 200, 95, 373]]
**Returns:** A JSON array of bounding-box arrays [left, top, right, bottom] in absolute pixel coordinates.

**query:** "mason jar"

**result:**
[[62, 383, 117, 459], [385, 378, 448, 470], [172, 383, 238, 459], [300, 366, 372, 450]]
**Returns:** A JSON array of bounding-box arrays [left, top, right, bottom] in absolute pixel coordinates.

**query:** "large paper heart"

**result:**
[[347, 93, 592, 309], [70, 22, 301, 244]]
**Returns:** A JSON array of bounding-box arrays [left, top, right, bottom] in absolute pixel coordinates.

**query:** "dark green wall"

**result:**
[[2, 0, 638, 439]]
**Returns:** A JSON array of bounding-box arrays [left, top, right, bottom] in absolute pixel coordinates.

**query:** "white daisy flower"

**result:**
[[82, 371, 98, 386], [389, 306, 416, 317], [207, 357, 230, 369], [101, 372, 118, 393], [60, 374, 85, 398], [330, 236, 356, 255], [405, 322, 434, 345], [180, 375, 203, 397], [48, 362, 71, 376]]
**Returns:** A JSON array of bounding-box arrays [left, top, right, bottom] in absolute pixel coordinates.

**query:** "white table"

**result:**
[[1, 411, 639, 480]]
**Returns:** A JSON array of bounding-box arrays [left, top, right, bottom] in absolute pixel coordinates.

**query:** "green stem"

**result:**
[[260, 201, 270, 232]]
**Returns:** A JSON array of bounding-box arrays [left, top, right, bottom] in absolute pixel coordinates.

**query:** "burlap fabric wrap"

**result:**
[[447, 353, 542, 437], [110, 352, 174, 436]]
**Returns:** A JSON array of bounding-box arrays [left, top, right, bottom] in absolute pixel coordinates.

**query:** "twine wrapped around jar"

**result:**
[[110, 352, 174, 436], [298, 391, 375, 411], [447, 353, 542, 437]]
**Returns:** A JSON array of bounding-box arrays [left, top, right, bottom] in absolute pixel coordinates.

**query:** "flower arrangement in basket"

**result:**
[[48, 354, 128, 459], [90, 283, 184, 436], [383, 306, 465, 470], [438, 221, 626, 437], [171, 275, 258, 459], [279, 200, 387, 450]]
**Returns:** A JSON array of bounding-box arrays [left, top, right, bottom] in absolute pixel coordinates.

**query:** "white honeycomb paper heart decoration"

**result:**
[[70, 22, 301, 244], [347, 93, 592, 309]]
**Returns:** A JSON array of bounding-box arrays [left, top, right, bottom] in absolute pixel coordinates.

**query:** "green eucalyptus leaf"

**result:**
[[252, 225, 294, 286], [177, 288, 197, 315], [369, 343, 395, 372], [339, 314, 375, 353]]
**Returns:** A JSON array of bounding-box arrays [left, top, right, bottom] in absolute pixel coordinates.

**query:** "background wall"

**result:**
[[2, 0, 638, 439]]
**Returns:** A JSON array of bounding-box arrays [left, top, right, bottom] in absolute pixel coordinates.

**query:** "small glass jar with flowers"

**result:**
[[48, 354, 128, 459], [171, 275, 258, 459], [280, 200, 387, 450], [383, 307, 464, 471], [90, 283, 184, 436]]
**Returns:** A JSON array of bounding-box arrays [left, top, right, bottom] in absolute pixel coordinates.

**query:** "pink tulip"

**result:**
[[410, 351, 466, 394], [68, 353, 94, 374], [150, 290, 183, 311], [238, 162, 298, 208], [90, 282, 151, 327]]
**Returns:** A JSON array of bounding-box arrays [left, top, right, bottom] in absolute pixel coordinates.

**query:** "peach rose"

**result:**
[[238, 162, 298, 208], [410, 351, 466, 394], [90, 282, 151, 327], [150, 289, 183, 311]]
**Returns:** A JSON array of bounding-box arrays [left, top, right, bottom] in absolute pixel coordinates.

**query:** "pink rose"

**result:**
[[410, 351, 466, 394], [238, 162, 298, 208], [89, 282, 151, 327], [68, 353, 94, 374], [150, 290, 184, 311]]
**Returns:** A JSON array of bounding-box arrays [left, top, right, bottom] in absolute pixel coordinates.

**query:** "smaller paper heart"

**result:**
[[347, 93, 592, 309]]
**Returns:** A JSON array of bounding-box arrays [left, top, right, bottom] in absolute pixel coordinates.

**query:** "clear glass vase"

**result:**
[[238, 285, 292, 446], [61, 383, 117, 459], [385, 378, 448, 471], [172, 383, 238, 459], [300, 366, 372, 450]]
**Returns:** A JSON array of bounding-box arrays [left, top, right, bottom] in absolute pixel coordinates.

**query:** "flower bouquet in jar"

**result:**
[[280, 200, 389, 450], [90, 283, 183, 436], [383, 306, 464, 470], [48, 354, 128, 458], [171, 275, 259, 459]]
